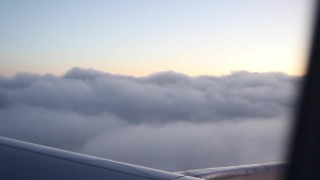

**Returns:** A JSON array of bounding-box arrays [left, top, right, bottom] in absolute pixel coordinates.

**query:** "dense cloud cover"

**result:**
[[0, 67, 299, 171]]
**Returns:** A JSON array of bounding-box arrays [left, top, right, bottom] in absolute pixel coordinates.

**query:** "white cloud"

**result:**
[[0, 67, 300, 171]]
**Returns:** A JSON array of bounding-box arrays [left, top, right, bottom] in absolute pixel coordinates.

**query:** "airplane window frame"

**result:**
[[286, 1, 320, 180]]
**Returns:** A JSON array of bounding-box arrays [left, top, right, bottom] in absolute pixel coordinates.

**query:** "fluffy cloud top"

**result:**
[[0, 67, 300, 171]]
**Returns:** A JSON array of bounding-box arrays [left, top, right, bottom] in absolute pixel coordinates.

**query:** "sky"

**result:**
[[0, 0, 314, 76], [0, 0, 312, 172]]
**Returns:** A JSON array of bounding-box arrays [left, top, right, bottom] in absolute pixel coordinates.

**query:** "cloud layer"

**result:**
[[0, 68, 300, 171]]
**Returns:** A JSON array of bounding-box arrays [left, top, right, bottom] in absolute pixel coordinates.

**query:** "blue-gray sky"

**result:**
[[0, 1, 310, 171], [0, 0, 314, 76]]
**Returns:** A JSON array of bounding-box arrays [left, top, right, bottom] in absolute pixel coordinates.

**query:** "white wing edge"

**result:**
[[176, 162, 286, 180]]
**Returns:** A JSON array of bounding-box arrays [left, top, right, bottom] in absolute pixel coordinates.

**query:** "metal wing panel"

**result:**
[[0, 136, 201, 180], [176, 162, 286, 180]]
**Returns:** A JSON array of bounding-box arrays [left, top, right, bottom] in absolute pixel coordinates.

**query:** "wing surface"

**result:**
[[176, 162, 286, 180], [0, 136, 200, 180]]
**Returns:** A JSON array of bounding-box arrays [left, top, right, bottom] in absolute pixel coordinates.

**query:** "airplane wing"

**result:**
[[0, 136, 285, 180], [176, 162, 286, 180], [0, 136, 200, 180]]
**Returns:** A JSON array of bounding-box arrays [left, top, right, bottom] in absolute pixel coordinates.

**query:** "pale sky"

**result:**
[[0, 0, 315, 77]]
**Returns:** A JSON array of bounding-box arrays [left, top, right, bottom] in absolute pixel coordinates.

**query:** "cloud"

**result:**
[[0, 67, 300, 171], [80, 118, 290, 171]]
